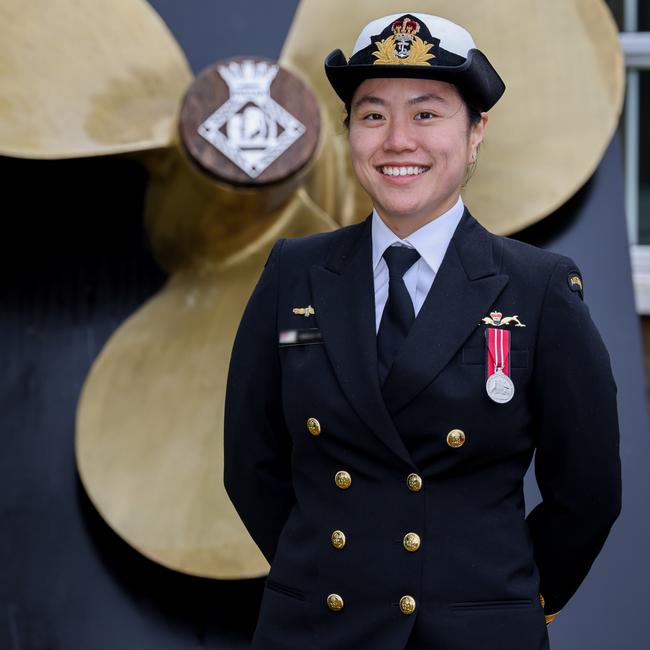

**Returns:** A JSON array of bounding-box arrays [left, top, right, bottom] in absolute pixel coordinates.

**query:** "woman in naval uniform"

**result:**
[[224, 12, 621, 650]]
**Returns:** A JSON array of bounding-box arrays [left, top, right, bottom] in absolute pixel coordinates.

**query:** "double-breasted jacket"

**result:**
[[224, 209, 621, 650]]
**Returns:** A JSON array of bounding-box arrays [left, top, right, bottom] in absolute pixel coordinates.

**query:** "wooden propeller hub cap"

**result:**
[[179, 57, 320, 187]]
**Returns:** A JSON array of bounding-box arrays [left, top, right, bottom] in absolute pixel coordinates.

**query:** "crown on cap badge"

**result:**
[[373, 16, 435, 66], [392, 17, 420, 38]]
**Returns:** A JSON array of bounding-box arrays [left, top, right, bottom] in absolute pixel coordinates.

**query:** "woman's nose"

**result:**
[[382, 119, 417, 152]]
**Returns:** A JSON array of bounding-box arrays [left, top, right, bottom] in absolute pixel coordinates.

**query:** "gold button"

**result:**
[[407, 473, 422, 492], [399, 595, 416, 615], [327, 593, 344, 611], [331, 530, 346, 549], [335, 470, 352, 490], [539, 593, 546, 609], [403, 532, 421, 552], [446, 429, 466, 448], [307, 417, 321, 436]]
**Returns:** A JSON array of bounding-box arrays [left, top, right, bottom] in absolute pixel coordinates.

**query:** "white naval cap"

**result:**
[[324, 12, 505, 111]]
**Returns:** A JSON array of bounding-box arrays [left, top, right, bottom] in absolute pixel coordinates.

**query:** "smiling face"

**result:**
[[348, 77, 487, 236]]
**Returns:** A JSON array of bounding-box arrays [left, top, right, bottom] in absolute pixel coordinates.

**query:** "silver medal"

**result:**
[[485, 367, 515, 404]]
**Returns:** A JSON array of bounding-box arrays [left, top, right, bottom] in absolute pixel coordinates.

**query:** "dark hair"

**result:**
[[342, 87, 482, 131], [460, 91, 482, 128]]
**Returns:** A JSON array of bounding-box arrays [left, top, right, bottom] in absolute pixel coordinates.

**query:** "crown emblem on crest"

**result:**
[[490, 311, 503, 324], [218, 60, 279, 96]]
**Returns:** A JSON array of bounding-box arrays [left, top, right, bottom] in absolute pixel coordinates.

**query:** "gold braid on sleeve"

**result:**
[[539, 593, 560, 625]]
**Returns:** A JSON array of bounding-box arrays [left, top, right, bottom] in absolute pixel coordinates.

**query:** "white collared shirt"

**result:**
[[372, 197, 465, 333]]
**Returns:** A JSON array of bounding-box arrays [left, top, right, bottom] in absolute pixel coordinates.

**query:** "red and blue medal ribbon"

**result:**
[[485, 327, 511, 379]]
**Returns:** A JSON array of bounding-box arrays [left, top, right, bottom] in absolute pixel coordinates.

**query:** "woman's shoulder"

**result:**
[[273, 220, 368, 268], [487, 231, 584, 304], [493, 232, 577, 276], [462, 210, 575, 281]]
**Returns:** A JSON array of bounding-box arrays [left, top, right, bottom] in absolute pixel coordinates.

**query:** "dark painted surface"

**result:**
[[149, 0, 301, 75], [0, 2, 647, 649], [516, 137, 650, 649], [0, 155, 262, 649]]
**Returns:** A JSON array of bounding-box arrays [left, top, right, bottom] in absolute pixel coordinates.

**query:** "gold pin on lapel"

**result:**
[[292, 305, 315, 317], [481, 310, 526, 327]]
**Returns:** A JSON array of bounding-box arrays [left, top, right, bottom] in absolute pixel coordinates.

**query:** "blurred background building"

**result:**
[[608, 0, 650, 408]]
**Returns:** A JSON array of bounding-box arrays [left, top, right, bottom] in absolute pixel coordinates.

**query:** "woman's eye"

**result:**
[[363, 112, 384, 121], [415, 111, 436, 120]]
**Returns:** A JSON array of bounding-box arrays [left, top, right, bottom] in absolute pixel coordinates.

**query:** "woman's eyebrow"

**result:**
[[408, 93, 447, 105], [352, 93, 448, 110], [352, 95, 385, 110]]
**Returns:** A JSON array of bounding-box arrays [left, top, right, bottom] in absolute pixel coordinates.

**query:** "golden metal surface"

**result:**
[[141, 138, 315, 273], [8, 0, 336, 581], [335, 471, 352, 490], [0, 0, 191, 158], [327, 593, 344, 611], [447, 429, 466, 448], [407, 473, 423, 492], [307, 417, 322, 436], [399, 595, 417, 615], [403, 532, 421, 552], [331, 530, 346, 549], [281, 0, 624, 235], [76, 189, 336, 579]]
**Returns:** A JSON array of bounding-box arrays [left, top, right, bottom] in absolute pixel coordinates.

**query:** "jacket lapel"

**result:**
[[309, 217, 416, 468], [381, 210, 509, 416]]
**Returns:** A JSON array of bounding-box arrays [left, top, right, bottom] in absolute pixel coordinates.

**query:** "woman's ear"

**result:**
[[466, 112, 488, 165], [470, 112, 489, 156]]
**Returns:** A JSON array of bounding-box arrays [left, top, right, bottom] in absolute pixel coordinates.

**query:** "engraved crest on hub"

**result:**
[[198, 60, 305, 178]]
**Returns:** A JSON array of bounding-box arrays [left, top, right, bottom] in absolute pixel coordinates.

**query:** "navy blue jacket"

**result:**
[[224, 209, 621, 650]]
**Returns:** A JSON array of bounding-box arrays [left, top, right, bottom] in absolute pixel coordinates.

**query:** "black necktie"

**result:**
[[377, 246, 421, 384]]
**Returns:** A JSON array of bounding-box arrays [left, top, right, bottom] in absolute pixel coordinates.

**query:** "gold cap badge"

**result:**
[[373, 18, 435, 66]]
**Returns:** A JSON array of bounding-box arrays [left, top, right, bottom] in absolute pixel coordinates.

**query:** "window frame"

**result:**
[[621, 32, 650, 312]]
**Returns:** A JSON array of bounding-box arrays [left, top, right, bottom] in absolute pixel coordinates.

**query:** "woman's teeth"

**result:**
[[380, 166, 428, 176]]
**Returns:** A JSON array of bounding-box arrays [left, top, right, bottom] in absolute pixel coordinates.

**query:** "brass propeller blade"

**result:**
[[281, 0, 624, 235], [2, 0, 333, 579], [76, 189, 336, 579], [0, 0, 192, 159], [59, 43, 329, 578]]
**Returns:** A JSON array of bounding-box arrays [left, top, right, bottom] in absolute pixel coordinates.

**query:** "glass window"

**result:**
[[605, 0, 650, 245], [606, 0, 623, 29], [639, 0, 650, 30], [605, 0, 649, 30], [640, 71, 650, 243]]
